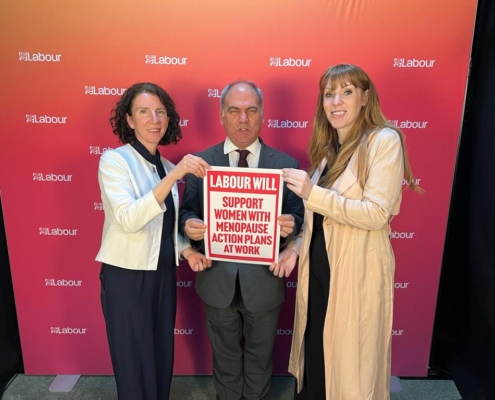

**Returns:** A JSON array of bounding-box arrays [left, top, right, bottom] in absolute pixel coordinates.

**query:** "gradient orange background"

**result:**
[[0, 0, 478, 376]]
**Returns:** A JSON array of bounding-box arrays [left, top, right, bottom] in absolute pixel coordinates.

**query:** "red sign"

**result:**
[[204, 167, 283, 264]]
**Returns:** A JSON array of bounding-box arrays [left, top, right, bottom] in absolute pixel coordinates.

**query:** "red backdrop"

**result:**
[[0, 0, 477, 376]]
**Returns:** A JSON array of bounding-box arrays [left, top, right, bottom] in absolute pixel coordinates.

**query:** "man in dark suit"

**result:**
[[179, 80, 304, 400]]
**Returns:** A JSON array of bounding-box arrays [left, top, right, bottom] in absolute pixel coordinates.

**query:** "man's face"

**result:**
[[220, 83, 263, 149]]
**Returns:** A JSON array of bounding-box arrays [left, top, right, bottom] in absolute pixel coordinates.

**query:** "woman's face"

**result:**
[[126, 93, 169, 154], [322, 82, 368, 141]]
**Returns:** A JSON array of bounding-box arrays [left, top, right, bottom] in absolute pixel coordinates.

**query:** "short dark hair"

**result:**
[[110, 82, 182, 146], [220, 80, 264, 115]]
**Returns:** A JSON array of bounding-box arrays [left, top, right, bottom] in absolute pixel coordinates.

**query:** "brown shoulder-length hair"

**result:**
[[110, 82, 182, 146], [308, 64, 421, 193]]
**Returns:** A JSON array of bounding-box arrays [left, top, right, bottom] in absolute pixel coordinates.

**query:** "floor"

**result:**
[[2, 374, 462, 399]]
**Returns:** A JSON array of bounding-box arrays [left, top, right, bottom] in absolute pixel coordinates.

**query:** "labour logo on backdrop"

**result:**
[[26, 114, 67, 124], [179, 119, 189, 127], [174, 328, 194, 335], [402, 178, 422, 186], [39, 227, 78, 236], [145, 55, 187, 65], [19, 52, 61, 62], [176, 281, 193, 288], [390, 231, 415, 239], [84, 86, 126, 96], [269, 57, 311, 67], [89, 146, 112, 155], [277, 329, 293, 336], [51, 327, 87, 334], [392, 329, 404, 336], [393, 58, 435, 68], [33, 173, 73, 182], [395, 282, 410, 289], [268, 119, 308, 129], [388, 120, 428, 129], [94, 202, 103, 211], [208, 89, 221, 98], [45, 278, 82, 287]]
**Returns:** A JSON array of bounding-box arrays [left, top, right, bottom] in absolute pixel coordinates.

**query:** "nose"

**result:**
[[333, 94, 343, 105], [239, 112, 248, 122], [150, 111, 159, 122]]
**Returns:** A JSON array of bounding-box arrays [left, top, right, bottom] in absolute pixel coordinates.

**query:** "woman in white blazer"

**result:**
[[96, 82, 210, 400], [275, 65, 422, 399]]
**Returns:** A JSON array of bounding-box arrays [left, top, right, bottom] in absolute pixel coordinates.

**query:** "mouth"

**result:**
[[331, 111, 345, 116]]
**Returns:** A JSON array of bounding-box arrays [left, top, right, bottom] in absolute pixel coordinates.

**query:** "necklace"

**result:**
[[335, 142, 342, 154]]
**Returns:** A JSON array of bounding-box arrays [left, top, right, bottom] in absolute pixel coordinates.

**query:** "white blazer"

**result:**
[[95, 144, 189, 270]]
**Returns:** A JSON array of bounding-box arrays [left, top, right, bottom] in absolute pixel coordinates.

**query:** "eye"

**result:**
[[248, 108, 258, 114], [139, 109, 149, 115], [344, 90, 352, 95], [157, 110, 167, 116], [324, 92, 334, 98]]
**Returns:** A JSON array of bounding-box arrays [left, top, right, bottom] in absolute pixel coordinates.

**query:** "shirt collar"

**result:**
[[223, 137, 261, 157]]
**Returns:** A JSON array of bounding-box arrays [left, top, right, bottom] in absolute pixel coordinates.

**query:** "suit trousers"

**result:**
[[99, 241, 176, 400], [204, 275, 281, 400]]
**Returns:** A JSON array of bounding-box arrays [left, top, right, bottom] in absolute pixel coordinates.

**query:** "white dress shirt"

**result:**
[[223, 137, 261, 168]]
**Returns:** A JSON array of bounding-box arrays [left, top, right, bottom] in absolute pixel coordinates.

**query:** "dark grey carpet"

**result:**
[[2, 374, 461, 400]]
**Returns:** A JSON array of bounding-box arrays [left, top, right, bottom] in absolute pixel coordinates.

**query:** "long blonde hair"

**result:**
[[308, 64, 422, 193]]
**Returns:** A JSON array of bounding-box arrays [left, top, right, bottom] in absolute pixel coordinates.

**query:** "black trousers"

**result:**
[[204, 275, 281, 400], [100, 244, 176, 400], [294, 212, 330, 400]]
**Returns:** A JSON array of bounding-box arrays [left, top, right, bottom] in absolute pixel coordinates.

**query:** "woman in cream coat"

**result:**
[[275, 65, 422, 399], [96, 82, 210, 400]]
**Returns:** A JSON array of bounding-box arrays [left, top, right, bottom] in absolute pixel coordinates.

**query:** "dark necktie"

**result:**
[[236, 149, 250, 168]]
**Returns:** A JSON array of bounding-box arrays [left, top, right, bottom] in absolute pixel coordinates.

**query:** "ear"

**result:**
[[126, 113, 134, 129], [362, 90, 370, 106], [219, 109, 225, 126]]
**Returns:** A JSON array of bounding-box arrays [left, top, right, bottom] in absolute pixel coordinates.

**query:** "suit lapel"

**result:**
[[258, 141, 275, 169], [331, 150, 359, 195], [211, 143, 230, 167], [333, 129, 380, 195]]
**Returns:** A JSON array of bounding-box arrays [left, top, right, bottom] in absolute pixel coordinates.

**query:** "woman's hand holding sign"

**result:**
[[282, 168, 314, 200]]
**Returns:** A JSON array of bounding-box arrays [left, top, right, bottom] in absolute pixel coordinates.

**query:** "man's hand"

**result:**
[[185, 218, 206, 241], [269, 248, 298, 278], [182, 247, 212, 272], [278, 214, 295, 238]]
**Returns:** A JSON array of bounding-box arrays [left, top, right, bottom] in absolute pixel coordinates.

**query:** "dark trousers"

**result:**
[[294, 212, 330, 400], [204, 276, 281, 400], [100, 258, 176, 400]]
